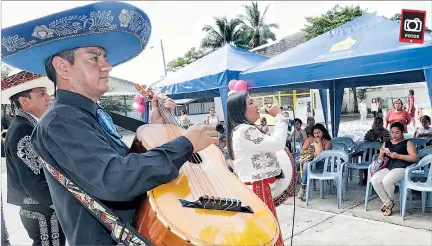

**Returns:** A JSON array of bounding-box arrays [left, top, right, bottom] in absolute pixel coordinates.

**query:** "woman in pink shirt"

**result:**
[[385, 99, 411, 133]]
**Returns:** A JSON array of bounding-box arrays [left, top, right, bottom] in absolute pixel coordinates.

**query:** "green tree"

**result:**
[[167, 47, 209, 72], [201, 16, 247, 50], [390, 13, 401, 21], [239, 1, 279, 48], [1, 63, 14, 129], [301, 4, 367, 113], [1, 63, 14, 78]]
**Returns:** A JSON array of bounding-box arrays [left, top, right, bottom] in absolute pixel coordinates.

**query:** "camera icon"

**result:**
[[404, 18, 422, 32]]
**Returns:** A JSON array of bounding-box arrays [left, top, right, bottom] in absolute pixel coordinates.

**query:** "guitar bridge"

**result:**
[[179, 195, 254, 213]]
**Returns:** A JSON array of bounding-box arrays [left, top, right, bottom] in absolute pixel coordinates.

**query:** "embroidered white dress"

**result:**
[[232, 114, 289, 183]]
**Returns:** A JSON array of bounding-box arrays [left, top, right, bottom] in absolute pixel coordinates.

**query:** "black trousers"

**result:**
[[19, 204, 66, 246]]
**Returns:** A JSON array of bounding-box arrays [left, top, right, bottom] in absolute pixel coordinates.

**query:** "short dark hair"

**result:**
[[10, 89, 32, 109], [409, 89, 414, 96], [44, 48, 78, 85], [390, 122, 404, 132], [374, 116, 384, 124], [420, 115, 431, 123], [294, 118, 302, 125]]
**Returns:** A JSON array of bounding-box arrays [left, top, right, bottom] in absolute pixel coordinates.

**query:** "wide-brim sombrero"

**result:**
[[1, 1, 151, 75], [1, 70, 55, 104]]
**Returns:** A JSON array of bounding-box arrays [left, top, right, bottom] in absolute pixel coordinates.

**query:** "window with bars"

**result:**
[[174, 101, 216, 116]]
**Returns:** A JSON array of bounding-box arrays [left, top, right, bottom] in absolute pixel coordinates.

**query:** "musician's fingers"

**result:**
[[163, 98, 176, 110], [203, 125, 216, 131], [207, 129, 218, 138], [151, 94, 158, 108]]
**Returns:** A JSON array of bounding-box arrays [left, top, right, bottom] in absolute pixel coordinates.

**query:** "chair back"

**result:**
[[356, 141, 382, 163], [315, 150, 349, 175], [407, 138, 428, 151], [332, 137, 355, 151], [418, 146, 432, 159], [332, 142, 349, 152], [416, 154, 432, 185]]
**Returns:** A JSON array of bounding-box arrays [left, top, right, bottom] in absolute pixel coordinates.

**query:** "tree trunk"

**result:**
[[351, 87, 359, 113]]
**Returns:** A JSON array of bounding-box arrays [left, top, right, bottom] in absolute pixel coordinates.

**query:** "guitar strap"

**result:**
[[42, 112, 152, 246]]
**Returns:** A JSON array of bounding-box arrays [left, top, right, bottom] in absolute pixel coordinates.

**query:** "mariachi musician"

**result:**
[[226, 91, 297, 246], [1, 2, 218, 245], [2, 70, 66, 245]]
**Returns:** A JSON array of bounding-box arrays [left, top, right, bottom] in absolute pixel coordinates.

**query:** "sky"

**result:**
[[1, 1, 431, 85]]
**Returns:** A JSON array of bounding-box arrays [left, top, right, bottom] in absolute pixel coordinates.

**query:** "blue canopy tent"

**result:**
[[240, 14, 432, 137], [156, 44, 268, 118]]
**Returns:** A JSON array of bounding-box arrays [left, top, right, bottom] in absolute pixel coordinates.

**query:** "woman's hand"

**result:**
[[386, 152, 399, 159]]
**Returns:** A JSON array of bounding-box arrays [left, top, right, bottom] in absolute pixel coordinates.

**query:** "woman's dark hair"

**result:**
[[420, 115, 431, 124], [294, 118, 302, 125], [393, 98, 403, 107], [209, 106, 215, 111], [226, 91, 252, 160], [390, 122, 404, 132], [312, 123, 332, 140], [409, 89, 414, 96], [372, 98, 377, 103]]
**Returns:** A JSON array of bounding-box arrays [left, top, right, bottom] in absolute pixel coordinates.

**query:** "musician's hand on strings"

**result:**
[[149, 94, 176, 124], [183, 124, 219, 153]]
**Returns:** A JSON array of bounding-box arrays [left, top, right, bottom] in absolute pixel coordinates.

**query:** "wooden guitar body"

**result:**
[[132, 124, 280, 246]]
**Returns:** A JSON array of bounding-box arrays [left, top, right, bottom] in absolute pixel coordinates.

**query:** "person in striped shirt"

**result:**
[[364, 117, 391, 143]]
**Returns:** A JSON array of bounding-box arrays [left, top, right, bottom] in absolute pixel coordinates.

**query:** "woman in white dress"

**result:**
[[226, 91, 296, 246], [371, 98, 380, 118], [205, 107, 219, 126]]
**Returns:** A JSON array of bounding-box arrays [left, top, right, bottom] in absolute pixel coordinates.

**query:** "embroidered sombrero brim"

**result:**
[[1, 71, 54, 104], [1, 1, 151, 75]]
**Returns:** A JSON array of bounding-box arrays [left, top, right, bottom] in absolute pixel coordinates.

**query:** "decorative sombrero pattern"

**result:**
[[1, 1, 151, 75], [1, 71, 54, 104]]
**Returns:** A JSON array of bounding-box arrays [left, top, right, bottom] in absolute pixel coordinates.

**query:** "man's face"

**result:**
[[21, 87, 51, 117], [67, 47, 112, 100]]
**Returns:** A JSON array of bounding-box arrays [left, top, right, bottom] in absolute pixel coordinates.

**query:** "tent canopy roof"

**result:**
[[156, 44, 268, 98], [240, 14, 432, 91]]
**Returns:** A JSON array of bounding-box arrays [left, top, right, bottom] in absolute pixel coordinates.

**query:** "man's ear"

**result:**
[[17, 96, 29, 107], [52, 56, 70, 80]]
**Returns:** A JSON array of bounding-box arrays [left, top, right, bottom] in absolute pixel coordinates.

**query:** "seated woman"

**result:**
[[289, 118, 307, 146], [414, 115, 432, 140], [371, 122, 418, 216], [226, 91, 292, 246], [298, 123, 332, 201]]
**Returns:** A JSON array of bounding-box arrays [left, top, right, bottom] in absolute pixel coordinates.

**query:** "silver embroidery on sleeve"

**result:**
[[17, 135, 43, 175]]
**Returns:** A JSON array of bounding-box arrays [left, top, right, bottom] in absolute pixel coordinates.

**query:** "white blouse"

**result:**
[[232, 114, 289, 183]]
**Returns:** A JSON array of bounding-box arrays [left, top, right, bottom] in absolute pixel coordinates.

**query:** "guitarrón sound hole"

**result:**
[[188, 153, 202, 164]]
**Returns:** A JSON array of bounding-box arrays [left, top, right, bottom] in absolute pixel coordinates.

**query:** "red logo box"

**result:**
[[399, 9, 426, 44]]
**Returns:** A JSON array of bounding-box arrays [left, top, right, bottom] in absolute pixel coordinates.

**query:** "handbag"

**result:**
[[371, 156, 389, 176]]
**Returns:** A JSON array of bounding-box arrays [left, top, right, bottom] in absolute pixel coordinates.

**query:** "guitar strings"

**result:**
[[158, 100, 217, 199], [165, 105, 236, 202]]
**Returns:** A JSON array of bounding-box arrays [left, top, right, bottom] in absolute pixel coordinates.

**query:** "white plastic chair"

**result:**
[[401, 155, 432, 220], [306, 150, 349, 209]]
